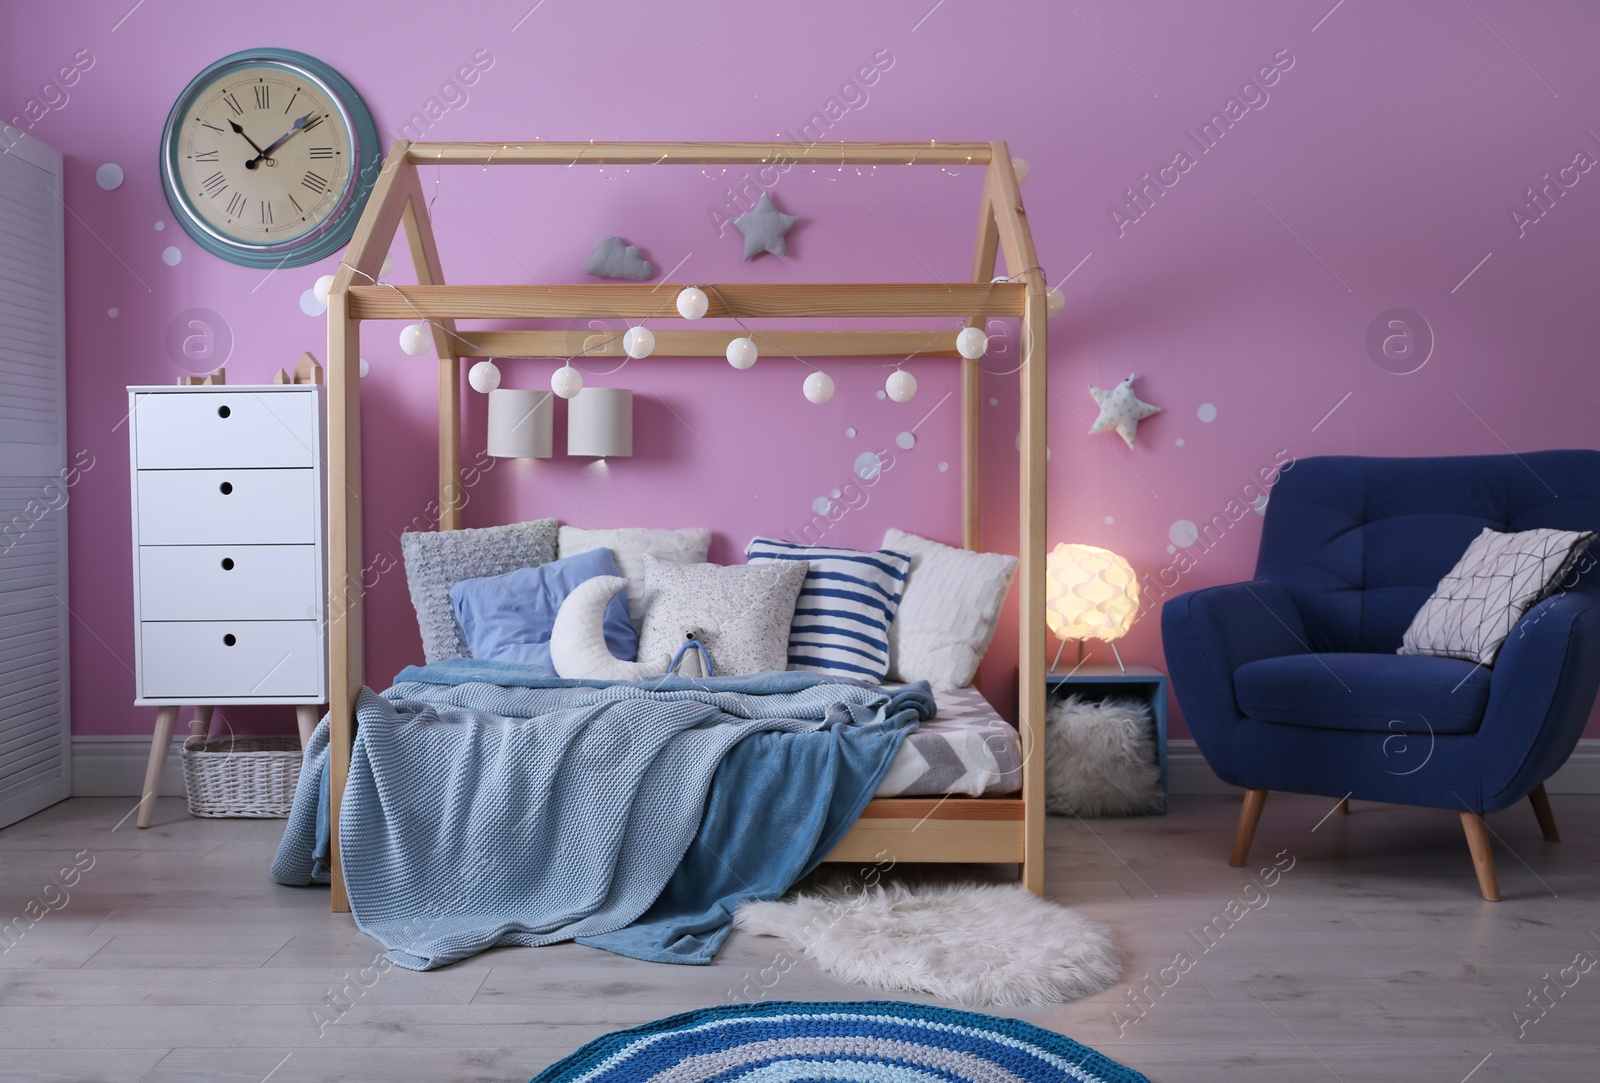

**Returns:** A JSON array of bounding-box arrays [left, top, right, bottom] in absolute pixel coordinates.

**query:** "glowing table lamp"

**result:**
[[1045, 542, 1140, 672]]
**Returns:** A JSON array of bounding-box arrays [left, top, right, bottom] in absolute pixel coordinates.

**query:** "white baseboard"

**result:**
[[1168, 738, 1600, 795], [71, 736, 183, 797], [70, 735, 1600, 799]]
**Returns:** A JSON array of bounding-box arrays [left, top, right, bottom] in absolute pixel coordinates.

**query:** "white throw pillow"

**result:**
[[883, 528, 1018, 689], [636, 555, 806, 676], [1399, 526, 1595, 666], [557, 526, 711, 630]]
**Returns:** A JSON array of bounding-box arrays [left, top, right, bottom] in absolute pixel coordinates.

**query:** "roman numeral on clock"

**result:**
[[193, 150, 218, 162], [253, 85, 270, 110], [309, 147, 334, 160], [201, 171, 227, 195], [226, 192, 246, 217], [223, 92, 243, 116], [260, 201, 273, 225], [287, 193, 304, 214], [302, 171, 330, 195], [301, 114, 324, 134]]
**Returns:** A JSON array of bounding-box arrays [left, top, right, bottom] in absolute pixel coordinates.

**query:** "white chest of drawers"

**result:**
[[127, 385, 327, 709]]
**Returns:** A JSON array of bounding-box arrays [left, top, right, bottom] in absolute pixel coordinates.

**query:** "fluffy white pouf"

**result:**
[[735, 878, 1119, 1007], [1046, 694, 1163, 816]]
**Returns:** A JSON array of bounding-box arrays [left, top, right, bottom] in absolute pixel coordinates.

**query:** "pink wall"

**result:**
[[4, 0, 1598, 741]]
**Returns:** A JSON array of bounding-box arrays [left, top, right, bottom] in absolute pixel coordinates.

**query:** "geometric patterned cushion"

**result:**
[[1398, 526, 1595, 665]]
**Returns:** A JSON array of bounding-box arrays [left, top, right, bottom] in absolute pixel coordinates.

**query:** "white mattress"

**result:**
[[875, 684, 1022, 797]]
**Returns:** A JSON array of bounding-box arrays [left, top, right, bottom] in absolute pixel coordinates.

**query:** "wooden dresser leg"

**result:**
[[138, 705, 180, 829], [295, 705, 321, 752], [1229, 788, 1268, 867], [1528, 784, 1560, 842], [188, 706, 214, 744], [1460, 811, 1501, 901]]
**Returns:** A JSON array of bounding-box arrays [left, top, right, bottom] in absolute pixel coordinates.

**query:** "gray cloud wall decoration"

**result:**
[[582, 236, 654, 280]]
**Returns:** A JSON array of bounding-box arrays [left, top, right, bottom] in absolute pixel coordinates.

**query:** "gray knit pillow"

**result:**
[[636, 555, 806, 676], [400, 520, 558, 662]]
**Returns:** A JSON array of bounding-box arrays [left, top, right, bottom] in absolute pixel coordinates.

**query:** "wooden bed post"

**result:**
[[987, 141, 1048, 895], [964, 191, 1000, 552], [326, 142, 417, 912], [397, 171, 463, 530]]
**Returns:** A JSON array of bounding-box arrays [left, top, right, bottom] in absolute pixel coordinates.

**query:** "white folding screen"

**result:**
[[0, 128, 71, 827]]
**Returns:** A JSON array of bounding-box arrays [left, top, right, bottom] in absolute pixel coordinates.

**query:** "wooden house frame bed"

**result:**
[[324, 140, 1048, 914]]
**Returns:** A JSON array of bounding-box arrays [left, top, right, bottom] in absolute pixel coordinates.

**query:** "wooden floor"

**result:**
[[1, 793, 1596, 1082]]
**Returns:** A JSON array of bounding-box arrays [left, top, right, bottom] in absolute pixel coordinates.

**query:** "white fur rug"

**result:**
[[734, 878, 1120, 1007], [1046, 694, 1163, 816]]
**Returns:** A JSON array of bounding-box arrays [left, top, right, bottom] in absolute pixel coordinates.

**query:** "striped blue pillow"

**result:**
[[744, 537, 912, 682]]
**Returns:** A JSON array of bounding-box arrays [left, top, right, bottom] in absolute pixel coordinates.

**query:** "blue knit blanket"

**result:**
[[271, 661, 929, 970]]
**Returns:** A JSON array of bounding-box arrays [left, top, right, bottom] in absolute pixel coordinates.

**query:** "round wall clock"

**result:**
[[160, 48, 381, 268]]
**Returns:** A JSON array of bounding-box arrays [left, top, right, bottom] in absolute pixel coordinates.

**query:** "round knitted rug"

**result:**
[[531, 1000, 1149, 1083]]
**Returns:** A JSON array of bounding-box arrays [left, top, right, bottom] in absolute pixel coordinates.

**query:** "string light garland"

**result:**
[[333, 257, 1052, 408]]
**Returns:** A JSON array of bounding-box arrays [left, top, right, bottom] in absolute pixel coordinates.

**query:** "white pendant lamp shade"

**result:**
[[568, 387, 633, 457], [486, 388, 553, 459]]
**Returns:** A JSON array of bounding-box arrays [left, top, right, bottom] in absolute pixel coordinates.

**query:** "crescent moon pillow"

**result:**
[[449, 546, 637, 672], [550, 576, 671, 681]]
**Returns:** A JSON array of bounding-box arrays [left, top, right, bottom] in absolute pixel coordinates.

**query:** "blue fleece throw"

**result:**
[[271, 661, 928, 970]]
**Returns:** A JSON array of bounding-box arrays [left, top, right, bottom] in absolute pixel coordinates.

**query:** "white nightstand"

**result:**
[[127, 383, 327, 826]]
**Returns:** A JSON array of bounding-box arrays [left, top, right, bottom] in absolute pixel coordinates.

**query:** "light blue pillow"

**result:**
[[450, 547, 638, 671]]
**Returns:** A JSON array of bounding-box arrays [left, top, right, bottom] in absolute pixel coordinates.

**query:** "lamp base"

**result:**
[[1048, 638, 1127, 674]]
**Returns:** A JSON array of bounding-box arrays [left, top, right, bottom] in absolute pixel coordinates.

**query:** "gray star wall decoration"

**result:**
[[732, 192, 799, 261]]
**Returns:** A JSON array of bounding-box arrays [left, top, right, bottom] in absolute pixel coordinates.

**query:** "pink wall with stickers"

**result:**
[[2, 0, 1597, 739]]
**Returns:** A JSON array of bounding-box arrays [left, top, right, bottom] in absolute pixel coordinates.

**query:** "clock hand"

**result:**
[[247, 114, 316, 170], [228, 119, 270, 162]]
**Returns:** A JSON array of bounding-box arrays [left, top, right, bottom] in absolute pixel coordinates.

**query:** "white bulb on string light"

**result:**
[[885, 369, 917, 403], [359, 357, 370, 379], [622, 326, 655, 359], [551, 364, 583, 399], [1046, 286, 1065, 317], [803, 371, 835, 404], [399, 322, 432, 356], [725, 336, 758, 369], [468, 360, 501, 394], [380, 253, 395, 279], [1012, 158, 1030, 184], [312, 274, 335, 305], [675, 286, 709, 320], [956, 327, 989, 360]]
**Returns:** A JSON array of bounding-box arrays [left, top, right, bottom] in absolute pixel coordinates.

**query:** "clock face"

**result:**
[[161, 50, 379, 268]]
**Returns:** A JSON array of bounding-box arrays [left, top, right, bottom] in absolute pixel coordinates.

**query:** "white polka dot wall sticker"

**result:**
[[300, 290, 326, 317], [1198, 402, 1217, 422], [854, 450, 884, 481], [895, 432, 915, 450], [1170, 519, 1200, 548], [844, 427, 856, 438], [107, 308, 118, 318], [154, 220, 165, 231], [162, 246, 182, 266], [812, 497, 832, 515], [95, 163, 124, 190], [1105, 515, 1114, 524], [938, 462, 949, 472]]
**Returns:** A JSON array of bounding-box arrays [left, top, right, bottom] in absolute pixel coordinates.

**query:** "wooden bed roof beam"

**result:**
[[404, 141, 994, 166], [345, 282, 1026, 321], [453, 329, 964, 359]]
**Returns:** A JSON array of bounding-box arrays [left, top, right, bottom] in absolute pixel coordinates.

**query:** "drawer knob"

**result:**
[[223, 633, 237, 646], [220, 557, 234, 571], [217, 405, 231, 419], [219, 481, 233, 495]]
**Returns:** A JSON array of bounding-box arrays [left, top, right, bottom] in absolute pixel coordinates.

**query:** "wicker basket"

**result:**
[[181, 736, 303, 818]]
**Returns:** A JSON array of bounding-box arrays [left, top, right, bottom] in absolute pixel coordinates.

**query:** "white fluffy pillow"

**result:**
[[884, 528, 1017, 689], [557, 526, 711, 630], [636, 555, 806, 676]]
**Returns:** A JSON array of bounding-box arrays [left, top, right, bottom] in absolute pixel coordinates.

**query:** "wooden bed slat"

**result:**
[[345, 283, 1025, 321], [452, 329, 962, 359], [405, 141, 994, 166], [857, 797, 1024, 821]]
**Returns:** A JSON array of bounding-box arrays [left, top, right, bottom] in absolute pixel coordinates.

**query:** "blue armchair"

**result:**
[[1163, 452, 1600, 900]]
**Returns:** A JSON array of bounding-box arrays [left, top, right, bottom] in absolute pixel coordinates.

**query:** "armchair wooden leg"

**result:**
[[1459, 811, 1501, 901], [1336, 797, 1350, 815], [1528, 784, 1560, 842], [1229, 788, 1268, 867]]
